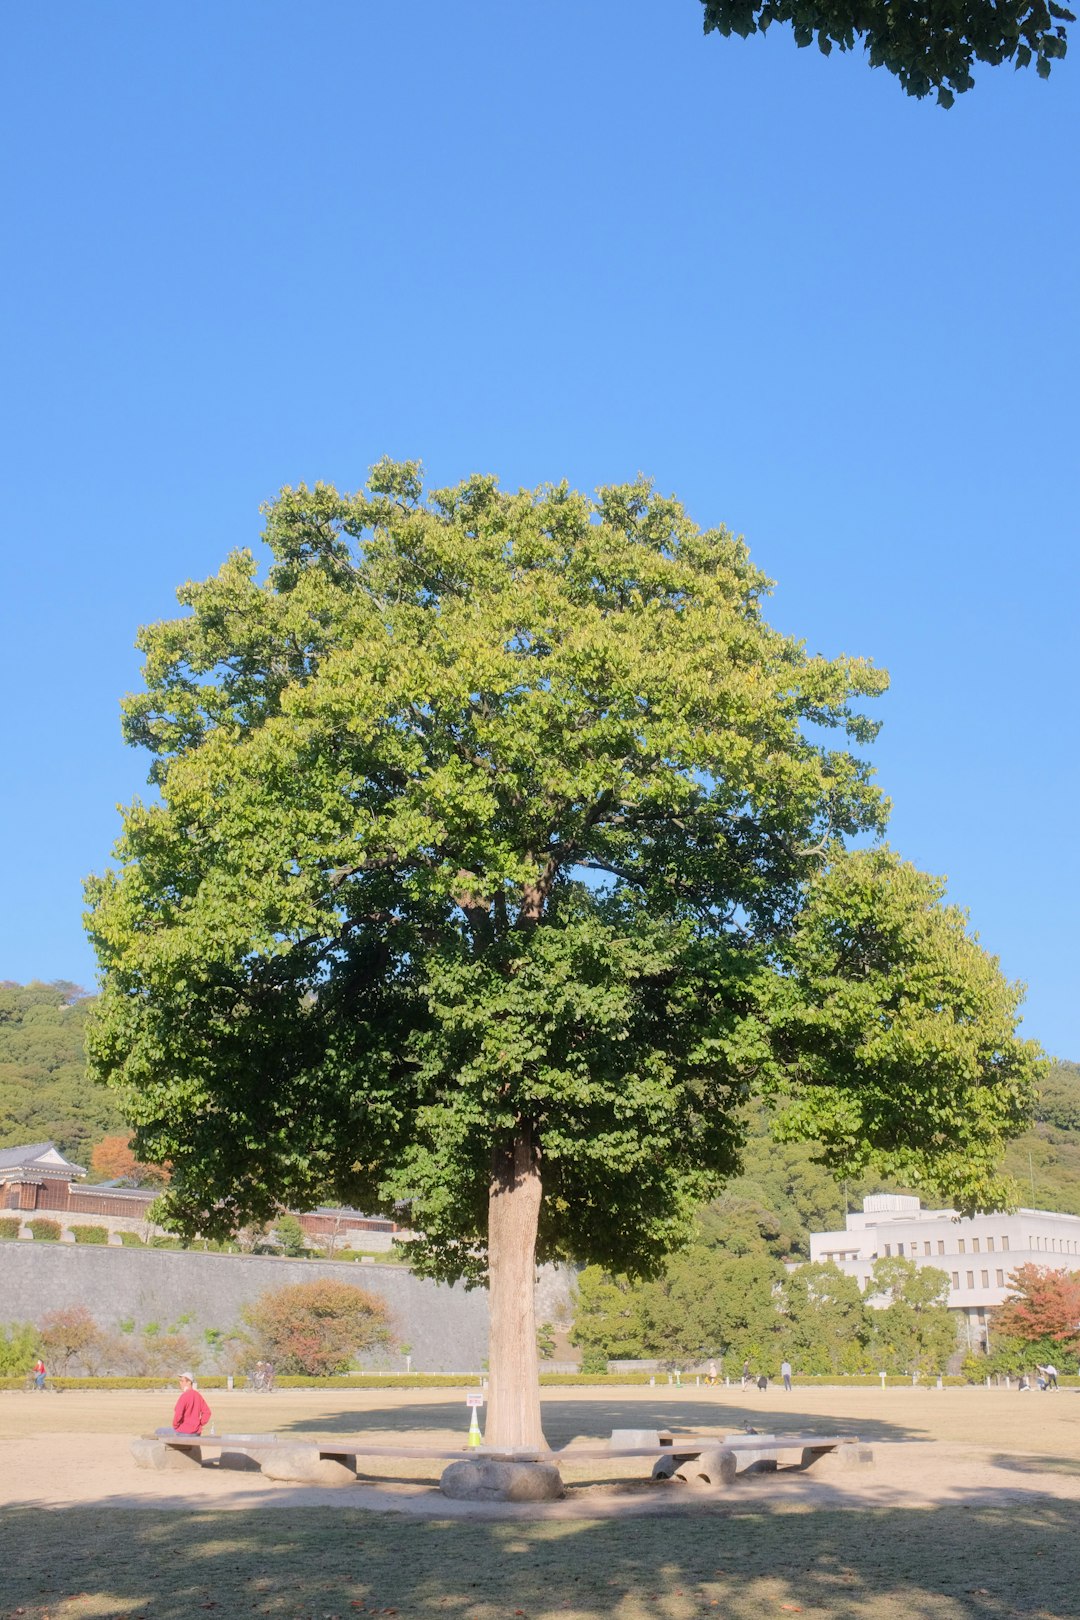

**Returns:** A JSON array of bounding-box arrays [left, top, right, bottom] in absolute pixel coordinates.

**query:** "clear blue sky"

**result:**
[[1, 3, 1077, 1058]]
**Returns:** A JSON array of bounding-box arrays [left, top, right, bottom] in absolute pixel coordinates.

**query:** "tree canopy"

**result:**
[[698, 0, 1073, 106], [86, 462, 1041, 1445]]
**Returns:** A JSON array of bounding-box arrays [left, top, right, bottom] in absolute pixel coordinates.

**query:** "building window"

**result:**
[[924, 1241, 931, 1256], [937, 1240, 945, 1255], [966, 1271, 975, 1289], [897, 1242, 905, 1256], [996, 1270, 1004, 1287], [981, 1270, 989, 1288], [972, 1238, 980, 1253], [952, 1272, 960, 1288], [884, 1244, 891, 1257], [986, 1237, 995, 1252], [1001, 1236, 1009, 1251], [958, 1239, 966, 1253]]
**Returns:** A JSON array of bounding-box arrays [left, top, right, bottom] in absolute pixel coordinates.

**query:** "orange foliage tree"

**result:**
[[994, 1265, 1080, 1354], [90, 1135, 170, 1187], [241, 1279, 392, 1375]]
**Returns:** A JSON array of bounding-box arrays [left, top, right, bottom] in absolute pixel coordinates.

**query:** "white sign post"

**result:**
[[466, 1391, 484, 1446]]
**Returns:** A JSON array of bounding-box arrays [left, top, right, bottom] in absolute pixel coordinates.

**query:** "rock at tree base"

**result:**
[[260, 1446, 357, 1484], [130, 1438, 203, 1471], [440, 1460, 565, 1501]]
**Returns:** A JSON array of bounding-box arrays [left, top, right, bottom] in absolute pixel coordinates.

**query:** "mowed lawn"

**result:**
[[2, 1386, 1080, 1620]]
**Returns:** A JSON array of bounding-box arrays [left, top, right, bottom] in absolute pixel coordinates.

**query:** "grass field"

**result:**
[[2, 1385, 1080, 1620]]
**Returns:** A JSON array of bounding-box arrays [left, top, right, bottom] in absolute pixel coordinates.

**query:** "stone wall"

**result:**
[[0, 1241, 488, 1373]]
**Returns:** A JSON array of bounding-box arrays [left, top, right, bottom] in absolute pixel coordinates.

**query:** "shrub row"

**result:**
[[0, 1219, 115, 1243], [72, 1226, 109, 1245], [0, 1371, 1062, 1393], [0, 1373, 483, 1391]]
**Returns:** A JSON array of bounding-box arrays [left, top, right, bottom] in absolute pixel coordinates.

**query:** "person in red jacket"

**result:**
[[172, 1372, 212, 1435]]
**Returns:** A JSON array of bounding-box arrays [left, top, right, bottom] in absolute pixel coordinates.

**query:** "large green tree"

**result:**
[[867, 1256, 957, 1372], [775, 1260, 871, 1373], [86, 463, 1039, 1449], [697, 0, 1073, 106]]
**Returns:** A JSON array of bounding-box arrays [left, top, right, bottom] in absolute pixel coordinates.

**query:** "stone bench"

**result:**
[[647, 1432, 873, 1486], [134, 1430, 566, 1485], [132, 1427, 871, 1492]]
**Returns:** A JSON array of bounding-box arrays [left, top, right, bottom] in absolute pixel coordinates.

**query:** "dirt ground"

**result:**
[[4, 1387, 1080, 1620], [4, 1382, 1080, 1518]]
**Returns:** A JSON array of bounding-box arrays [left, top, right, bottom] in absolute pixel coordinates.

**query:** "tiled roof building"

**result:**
[[0, 1140, 399, 1247]]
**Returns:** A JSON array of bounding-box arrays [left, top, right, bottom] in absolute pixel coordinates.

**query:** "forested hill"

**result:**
[[0, 981, 124, 1162], [2, 978, 1078, 1241], [723, 1056, 1080, 1257], [1003, 1059, 1080, 1218]]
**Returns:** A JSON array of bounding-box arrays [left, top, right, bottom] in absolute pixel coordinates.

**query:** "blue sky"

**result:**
[[1, 2, 1077, 1057]]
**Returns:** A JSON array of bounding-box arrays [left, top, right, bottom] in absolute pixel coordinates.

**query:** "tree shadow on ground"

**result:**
[[1, 1501, 1078, 1619], [991, 1452, 1080, 1478], [283, 1397, 928, 1447]]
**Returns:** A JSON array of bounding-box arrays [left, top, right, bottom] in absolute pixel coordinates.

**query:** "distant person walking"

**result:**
[[706, 1360, 718, 1386], [1041, 1363, 1059, 1390], [741, 1359, 750, 1389], [32, 1358, 46, 1391], [781, 1359, 792, 1392], [171, 1372, 212, 1435]]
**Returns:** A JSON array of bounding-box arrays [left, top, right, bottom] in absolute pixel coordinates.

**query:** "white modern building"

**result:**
[[810, 1194, 1080, 1350]]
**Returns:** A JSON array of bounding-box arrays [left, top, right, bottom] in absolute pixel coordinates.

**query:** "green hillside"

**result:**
[[1003, 1059, 1080, 1217], [0, 981, 124, 1162]]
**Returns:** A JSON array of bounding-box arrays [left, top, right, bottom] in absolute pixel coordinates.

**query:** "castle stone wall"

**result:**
[[0, 1241, 488, 1373]]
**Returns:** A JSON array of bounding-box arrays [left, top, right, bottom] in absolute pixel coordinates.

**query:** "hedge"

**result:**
[[71, 1226, 109, 1245], [0, 1373, 482, 1391], [0, 1217, 20, 1241], [26, 1218, 62, 1242], [0, 1370, 1055, 1392]]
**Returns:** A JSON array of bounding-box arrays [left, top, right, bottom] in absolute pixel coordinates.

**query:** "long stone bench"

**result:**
[[133, 1427, 871, 1489]]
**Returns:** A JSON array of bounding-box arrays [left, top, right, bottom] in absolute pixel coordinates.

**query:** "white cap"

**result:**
[[177, 1371, 195, 1382]]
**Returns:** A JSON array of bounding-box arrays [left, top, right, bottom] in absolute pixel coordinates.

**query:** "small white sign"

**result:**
[[466, 1393, 485, 1407]]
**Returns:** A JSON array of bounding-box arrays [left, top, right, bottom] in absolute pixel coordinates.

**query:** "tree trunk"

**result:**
[[484, 1121, 546, 1451]]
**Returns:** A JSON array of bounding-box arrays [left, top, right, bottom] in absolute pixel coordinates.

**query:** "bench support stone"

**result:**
[[219, 1450, 263, 1472], [260, 1445, 357, 1485], [673, 1447, 738, 1489], [808, 1443, 874, 1471], [131, 1437, 203, 1472]]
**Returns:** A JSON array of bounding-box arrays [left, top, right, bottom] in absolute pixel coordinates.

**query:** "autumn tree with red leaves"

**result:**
[[90, 1134, 169, 1187], [994, 1265, 1080, 1357], [241, 1279, 392, 1376], [38, 1306, 106, 1373]]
